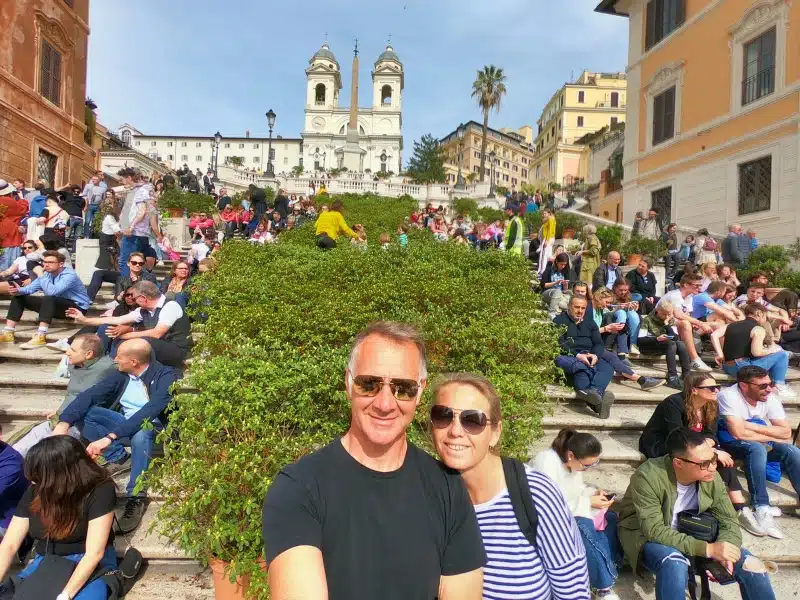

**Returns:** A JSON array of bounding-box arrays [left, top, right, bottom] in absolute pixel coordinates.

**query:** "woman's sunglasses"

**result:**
[[430, 405, 491, 435], [22, 246, 35, 251], [349, 374, 419, 401], [696, 384, 721, 392], [129, 260, 145, 266]]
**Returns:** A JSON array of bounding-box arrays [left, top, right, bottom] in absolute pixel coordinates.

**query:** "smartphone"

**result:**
[[604, 493, 616, 500], [705, 561, 736, 585]]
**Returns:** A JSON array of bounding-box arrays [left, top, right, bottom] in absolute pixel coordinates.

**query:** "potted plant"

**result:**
[[158, 188, 187, 218], [555, 212, 585, 240], [183, 192, 217, 216], [622, 236, 667, 266]]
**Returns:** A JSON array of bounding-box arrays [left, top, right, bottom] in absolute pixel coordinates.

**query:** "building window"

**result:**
[[239, 143, 245, 149], [512, 165, 518, 172], [503, 174, 509, 182], [611, 117, 619, 126], [195, 155, 202, 161], [578, 90, 585, 103], [473, 166, 479, 173], [645, 0, 685, 51], [224, 143, 230, 148], [610, 92, 619, 108], [181, 155, 188, 161], [315, 83, 326, 105], [652, 86, 676, 145], [39, 40, 62, 106], [577, 116, 584, 127], [551, 126, 555, 138], [254, 144, 260, 149], [150, 141, 156, 147], [738, 156, 771, 215], [503, 161, 510, 169], [548, 157, 554, 173], [135, 141, 140, 146], [650, 187, 673, 226], [196, 142, 202, 147], [284, 157, 288, 165], [536, 165, 541, 179], [474, 151, 480, 159], [522, 168, 528, 177], [121, 131, 131, 145], [742, 28, 776, 106], [512, 178, 517, 185], [254, 156, 260, 163], [284, 144, 288, 150], [181, 142, 187, 147], [381, 85, 392, 106], [167, 141, 173, 147], [36, 148, 57, 186]]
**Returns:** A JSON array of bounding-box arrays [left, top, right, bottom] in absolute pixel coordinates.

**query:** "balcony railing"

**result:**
[[595, 101, 626, 108], [314, 100, 325, 106], [742, 66, 774, 106]]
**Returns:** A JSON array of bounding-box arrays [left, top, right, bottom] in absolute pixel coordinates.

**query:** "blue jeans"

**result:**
[[555, 355, 614, 394], [83, 203, 100, 238], [641, 542, 775, 600], [720, 439, 800, 507], [119, 235, 150, 277], [722, 353, 790, 385], [614, 309, 640, 349], [66, 216, 84, 242], [576, 511, 622, 590], [17, 545, 117, 600], [0, 246, 21, 271], [148, 234, 164, 261], [81, 406, 163, 497]]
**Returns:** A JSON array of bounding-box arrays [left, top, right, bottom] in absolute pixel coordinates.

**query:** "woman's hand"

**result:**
[[715, 449, 735, 468], [591, 490, 614, 509]]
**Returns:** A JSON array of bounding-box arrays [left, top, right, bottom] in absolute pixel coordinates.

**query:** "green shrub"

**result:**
[[158, 189, 217, 215], [622, 236, 667, 260], [596, 224, 625, 254], [555, 212, 585, 237], [453, 197, 479, 217], [145, 197, 562, 596], [476, 206, 504, 223], [741, 245, 791, 281]]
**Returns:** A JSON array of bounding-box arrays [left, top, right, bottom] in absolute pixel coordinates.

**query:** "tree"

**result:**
[[406, 134, 446, 184], [227, 156, 245, 167], [291, 165, 304, 177], [472, 65, 507, 182]]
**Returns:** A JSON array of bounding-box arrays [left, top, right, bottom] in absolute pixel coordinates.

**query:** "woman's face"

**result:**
[[566, 451, 600, 473], [174, 263, 190, 278], [720, 266, 731, 278], [22, 242, 36, 255], [595, 295, 609, 309], [431, 383, 500, 473], [692, 378, 720, 405], [637, 261, 649, 275], [724, 289, 736, 303], [555, 259, 568, 272]]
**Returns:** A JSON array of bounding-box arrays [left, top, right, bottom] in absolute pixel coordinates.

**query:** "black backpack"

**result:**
[[501, 457, 539, 548]]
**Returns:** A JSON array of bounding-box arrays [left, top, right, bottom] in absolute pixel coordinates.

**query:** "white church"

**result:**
[[117, 41, 404, 176]]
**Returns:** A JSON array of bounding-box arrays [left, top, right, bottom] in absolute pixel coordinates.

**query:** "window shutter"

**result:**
[[40, 42, 52, 101], [645, 0, 656, 50], [675, 0, 685, 27], [664, 87, 675, 140], [652, 92, 663, 144], [50, 47, 61, 105]]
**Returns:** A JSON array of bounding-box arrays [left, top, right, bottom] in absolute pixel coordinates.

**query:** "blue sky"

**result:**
[[88, 0, 628, 154]]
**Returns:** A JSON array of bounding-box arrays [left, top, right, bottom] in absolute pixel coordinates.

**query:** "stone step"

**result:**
[[0, 345, 64, 363], [0, 360, 66, 387], [125, 565, 213, 600]]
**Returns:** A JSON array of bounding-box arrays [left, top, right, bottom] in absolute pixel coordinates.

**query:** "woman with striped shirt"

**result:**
[[430, 373, 590, 600]]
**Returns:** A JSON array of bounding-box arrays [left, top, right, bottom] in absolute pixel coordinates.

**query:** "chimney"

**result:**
[[245, 129, 250, 138]]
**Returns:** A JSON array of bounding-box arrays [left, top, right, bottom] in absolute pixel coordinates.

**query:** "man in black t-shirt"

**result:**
[[263, 321, 485, 600]]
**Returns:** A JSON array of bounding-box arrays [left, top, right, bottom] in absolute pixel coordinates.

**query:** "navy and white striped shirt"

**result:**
[[473, 468, 591, 600]]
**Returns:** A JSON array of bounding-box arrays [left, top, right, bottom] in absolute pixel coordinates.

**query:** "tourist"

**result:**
[[722, 223, 747, 269], [189, 212, 214, 233], [734, 283, 793, 342], [610, 279, 642, 356], [532, 428, 619, 599], [698, 261, 719, 292], [0, 250, 89, 349], [717, 366, 800, 539], [429, 214, 449, 241], [719, 285, 745, 321], [717, 264, 740, 289], [0, 179, 28, 272], [314, 200, 358, 249], [220, 205, 238, 237], [664, 223, 679, 278], [747, 229, 758, 251], [274, 189, 290, 219], [0, 241, 42, 296], [694, 228, 717, 265], [249, 219, 274, 244], [117, 168, 153, 278], [503, 205, 525, 255], [637, 300, 691, 389], [592, 251, 623, 291], [540, 252, 572, 317], [677, 234, 695, 265], [537, 208, 556, 275], [637, 373, 759, 533], [112, 252, 158, 302], [658, 274, 714, 371], [0, 433, 27, 538], [397, 224, 408, 248], [615, 429, 777, 600], [54, 338, 179, 533], [431, 375, 592, 599], [59, 184, 86, 251], [160, 261, 192, 308], [625, 257, 658, 315], [203, 170, 215, 195], [691, 280, 738, 329], [267, 210, 287, 235], [263, 322, 484, 600], [591, 287, 630, 357], [710, 303, 795, 399], [0, 436, 118, 597], [80, 174, 106, 239], [634, 208, 662, 240], [576, 225, 601, 290]]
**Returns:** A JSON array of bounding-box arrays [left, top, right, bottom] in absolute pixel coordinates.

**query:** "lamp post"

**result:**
[[488, 150, 496, 197], [265, 109, 276, 178], [213, 131, 221, 179], [455, 123, 466, 190]]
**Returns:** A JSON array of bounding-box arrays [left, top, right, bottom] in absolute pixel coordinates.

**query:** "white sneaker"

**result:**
[[774, 383, 797, 399], [156, 260, 165, 267], [756, 506, 785, 539], [690, 358, 713, 372], [46, 338, 70, 353], [768, 506, 782, 518], [593, 590, 621, 600], [630, 344, 640, 356], [738, 507, 766, 536]]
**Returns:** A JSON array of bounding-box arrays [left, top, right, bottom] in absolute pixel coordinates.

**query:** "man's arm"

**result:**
[[724, 415, 791, 443], [69, 309, 139, 327], [40, 271, 85, 297], [438, 570, 483, 600], [109, 368, 177, 439], [55, 372, 123, 432], [749, 327, 774, 357], [12, 276, 42, 296], [269, 547, 328, 600], [121, 323, 169, 340]]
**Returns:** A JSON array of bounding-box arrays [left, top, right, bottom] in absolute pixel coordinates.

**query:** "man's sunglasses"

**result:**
[[349, 374, 419, 401], [22, 246, 35, 250], [430, 405, 492, 435], [129, 260, 145, 266], [744, 381, 774, 391], [673, 454, 718, 471]]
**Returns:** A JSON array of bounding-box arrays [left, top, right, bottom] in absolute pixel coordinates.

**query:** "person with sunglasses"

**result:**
[[429, 376, 591, 600], [263, 322, 485, 600], [616, 429, 776, 600], [0, 241, 42, 295], [658, 273, 715, 372], [639, 372, 757, 535], [717, 366, 800, 540]]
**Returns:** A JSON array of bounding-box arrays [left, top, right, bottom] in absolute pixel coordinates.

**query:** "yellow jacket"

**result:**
[[315, 210, 356, 240], [542, 215, 556, 242]]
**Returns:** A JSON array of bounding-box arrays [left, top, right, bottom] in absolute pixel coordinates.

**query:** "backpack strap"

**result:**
[[501, 457, 538, 549]]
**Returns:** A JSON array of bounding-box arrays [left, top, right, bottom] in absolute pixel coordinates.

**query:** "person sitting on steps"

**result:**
[[657, 273, 714, 372], [637, 300, 692, 390]]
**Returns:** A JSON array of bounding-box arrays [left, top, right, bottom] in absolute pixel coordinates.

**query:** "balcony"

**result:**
[[595, 101, 626, 108], [742, 66, 774, 106]]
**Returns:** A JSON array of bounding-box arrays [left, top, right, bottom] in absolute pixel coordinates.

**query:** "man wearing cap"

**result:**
[[503, 205, 525, 256], [0, 180, 29, 271]]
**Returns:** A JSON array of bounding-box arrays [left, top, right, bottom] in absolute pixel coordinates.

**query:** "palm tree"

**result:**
[[471, 65, 507, 182]]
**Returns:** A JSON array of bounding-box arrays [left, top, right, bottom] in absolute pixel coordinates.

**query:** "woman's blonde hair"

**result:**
[[592, 287, 613, 306]]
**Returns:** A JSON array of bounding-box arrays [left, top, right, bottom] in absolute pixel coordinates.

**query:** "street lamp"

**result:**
[[488, 150, 496, 197], [455, 123, 466, 190], [213, 131, 221, 179], [265, 109, 276, 178]]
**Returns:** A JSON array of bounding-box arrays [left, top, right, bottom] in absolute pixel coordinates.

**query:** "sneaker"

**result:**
[[639, 377, 665, 391], [103, 453, 131, 478], [768, 506, 783, 518], [738, 507, 766, 537], [116, 497, 148, 534], [755, 506, 785, 539], [578, 388, 603, 409], [666, 376, 683, 390], [598, 390, 615, 419], [690, 358, 713, 372], [46, 338, 71, 353], [630, 344, 641, 356], [0, 330, 15, 344], [593, 590, 621, 600], [620, 357, 635, 369], [19, 333, 47, 350], [774, 383, 797, 399], [156, 260, 165, 267]]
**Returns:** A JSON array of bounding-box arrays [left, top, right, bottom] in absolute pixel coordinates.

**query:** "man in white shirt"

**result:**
[[717, 366, 800, 539], [657, 274, 713, 371]]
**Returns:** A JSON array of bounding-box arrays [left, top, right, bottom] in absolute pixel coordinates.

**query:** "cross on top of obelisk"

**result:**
[[354, 38, 358, 56]]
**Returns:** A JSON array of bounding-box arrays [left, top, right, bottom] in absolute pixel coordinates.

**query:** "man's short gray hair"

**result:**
[[729, 223, 741, 232], [74, 333, 103, 357], [347, 321, 428, 379], [130, 280, 161, 300]]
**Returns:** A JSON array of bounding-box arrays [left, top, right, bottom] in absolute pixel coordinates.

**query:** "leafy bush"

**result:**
[[145, 196, 562, 596], [555, 212, 585, 237], [476, 206, 504, 223], [157, 189, 216, 215], [453, 197, 479, 217], [622, 235, 667, 260], [742, 245, 791, 281], [596, 224, 625, 254]]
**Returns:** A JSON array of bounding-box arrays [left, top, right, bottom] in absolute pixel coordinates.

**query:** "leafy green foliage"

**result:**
[[596, 224, 625, 254], [740, 244, 800, 291], [452, 198, 479, 218], [622, 235, 667, 260], [145, 195, 562, 595], [477, 206, 505, 223], [555, 212, 585, 237], [157, 188, 216, 214], [406, 134, 447, 184]]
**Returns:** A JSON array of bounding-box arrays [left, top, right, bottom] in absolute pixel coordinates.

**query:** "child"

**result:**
[[678, 234, 694, 263], [379, 232, 391, 250], [397, 225, 409, 248], [351, 224, 367, 249]]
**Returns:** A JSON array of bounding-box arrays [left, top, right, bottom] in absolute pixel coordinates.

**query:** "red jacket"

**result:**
[[0, 196, 28, 248], [189, 217, 214, 230], [220, 209, 238, 223]]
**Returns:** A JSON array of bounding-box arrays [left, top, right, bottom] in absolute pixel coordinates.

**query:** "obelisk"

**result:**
[[342, 38, 363, 172]]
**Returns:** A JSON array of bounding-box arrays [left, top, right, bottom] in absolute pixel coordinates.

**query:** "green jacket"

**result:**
[[615, 456, 741, 573], [640, 312, 671, 339]]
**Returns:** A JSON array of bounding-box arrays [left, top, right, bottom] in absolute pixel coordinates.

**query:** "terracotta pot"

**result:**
[[209, 558, 267, 600], [168, 208, 184, 218], [626, 253, 642, 266], [561, 227, 576, 240]]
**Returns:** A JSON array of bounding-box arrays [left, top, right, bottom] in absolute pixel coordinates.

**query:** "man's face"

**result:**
[[199, 213, 207, 220], [346, 335, 425, 449], [607, 253, 620, 267], [648, 210, 656, 220], [656, 307, 673, 323], [747, 287, 764, 302], [128, 256, 144, 274], [66, 340, 92, 367], [114, 351, 138, 374], [13, 180, 24, 191], [740, 376, 773, 403], [674, 442, 717, 484], [91, 176, 99, 185], [682, 281, 701, 296], [568, 298, 587, 322], [42, 256, 62, 273]]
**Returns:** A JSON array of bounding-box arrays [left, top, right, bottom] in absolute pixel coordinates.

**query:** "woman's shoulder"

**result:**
[[86, 480, 117, 517]]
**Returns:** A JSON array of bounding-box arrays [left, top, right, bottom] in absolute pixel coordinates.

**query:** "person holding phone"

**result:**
[[540, 253, 572, 317], [637, 300, 692, 390], [533, 428, 621, 600]]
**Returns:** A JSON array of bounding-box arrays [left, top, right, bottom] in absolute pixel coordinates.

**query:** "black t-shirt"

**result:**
[[263, 439, 485, 600], [16, 480, 116, 548], [60, 192, 86, 217]]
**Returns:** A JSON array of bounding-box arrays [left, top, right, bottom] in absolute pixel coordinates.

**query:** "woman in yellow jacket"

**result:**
[[314, 200, 358, 249], [537, 208, 557, 275]]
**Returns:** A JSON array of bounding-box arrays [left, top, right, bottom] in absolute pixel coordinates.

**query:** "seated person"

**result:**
[[610, 279, 641, 356], [67, 280, 192, 368], [591, 251, 623, 291], [540, 252, 572, 316], [719, 285, 745, 322], [266, 210, 286, 235], [615, 429, 777, 600], [188, 212, 213, 232], [160, 261, 192, 309], [625, 257, 658, 315], [0, 241, 42, 295], [658, 273, 714, 371], [87, 251, 157, 304], [716, 366, 800, 540], [53, 338, 179, 533], [638, 373, 758, 535], [691, 280, 738, 329], [591, 287, 630, 357], [734, 283, 793, 344], [699, 261, 719, 292], [710, 303, 795, 399], [0, 434, 28, 538], [0, 250, 89, 349], [637, 300, 691, 390]]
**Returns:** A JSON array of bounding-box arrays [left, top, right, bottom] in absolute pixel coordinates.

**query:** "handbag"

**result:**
[[676, 510, 719, 600], [6, 536, 79, 600]]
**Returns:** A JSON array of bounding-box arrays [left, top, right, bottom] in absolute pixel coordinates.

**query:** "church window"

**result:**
[[315, 84, 326, 105], [381, 85, 392, 106]]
